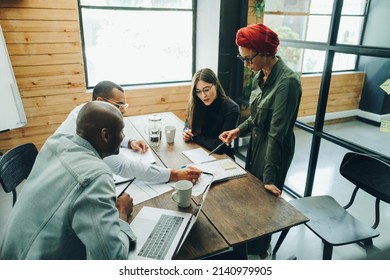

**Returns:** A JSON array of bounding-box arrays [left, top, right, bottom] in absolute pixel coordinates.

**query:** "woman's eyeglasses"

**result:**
[[194, 85, 214, 95], [237, 52, 259, 64]]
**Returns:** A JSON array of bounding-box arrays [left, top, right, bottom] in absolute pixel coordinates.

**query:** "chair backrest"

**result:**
[[0, 143, 38, 206], [340, 152, 390, 204]]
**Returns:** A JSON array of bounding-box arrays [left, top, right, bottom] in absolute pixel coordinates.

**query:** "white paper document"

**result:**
[[116, 180, 172, 205], [182, 147, 216, 164]]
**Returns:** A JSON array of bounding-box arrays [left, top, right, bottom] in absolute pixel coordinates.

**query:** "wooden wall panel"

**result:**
[[0, 1, 85, 153]]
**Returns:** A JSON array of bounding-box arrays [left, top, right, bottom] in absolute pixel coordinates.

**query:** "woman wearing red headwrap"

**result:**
[[219, 23, 302, 259]]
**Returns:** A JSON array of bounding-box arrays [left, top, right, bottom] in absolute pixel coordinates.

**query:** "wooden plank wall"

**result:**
[[0, 0, 190, 153], [0, 0, 363, 154], [299, 72, 364, 117]]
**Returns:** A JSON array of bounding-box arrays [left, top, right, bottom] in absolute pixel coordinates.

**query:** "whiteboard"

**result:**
[[0, 24, 27, 133]]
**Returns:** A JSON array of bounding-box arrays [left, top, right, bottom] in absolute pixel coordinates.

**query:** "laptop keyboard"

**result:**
[[138, 214, 184, 259]]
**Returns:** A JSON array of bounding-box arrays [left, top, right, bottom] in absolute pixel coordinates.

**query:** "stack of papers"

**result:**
[[182, 147, 247, 196]]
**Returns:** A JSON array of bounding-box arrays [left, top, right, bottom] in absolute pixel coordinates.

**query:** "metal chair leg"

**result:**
[[322, 242, 333, 260], [272, 229, 290, 256]]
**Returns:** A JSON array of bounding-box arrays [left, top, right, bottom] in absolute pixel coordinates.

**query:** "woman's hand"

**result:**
[[219, 128, 240, 144], [182, 128, 194, 142], [264, 184, 281, 198]]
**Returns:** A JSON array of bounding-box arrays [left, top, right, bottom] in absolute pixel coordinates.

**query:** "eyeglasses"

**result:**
[[102, 97, 129, 111], [237, 52, 259, 64], [194, 85, 214, 95]]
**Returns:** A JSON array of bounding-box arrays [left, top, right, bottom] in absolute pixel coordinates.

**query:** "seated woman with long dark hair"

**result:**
[[182, 68, 240, 159]]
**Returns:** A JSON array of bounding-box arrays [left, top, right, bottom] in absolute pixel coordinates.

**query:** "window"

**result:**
[[79, 0, 194, 88], [264, 0, 368, 74]]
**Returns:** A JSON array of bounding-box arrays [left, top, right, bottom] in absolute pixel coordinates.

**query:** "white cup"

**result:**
[[171, 180, 193, 208], [165, 125, 176, 144]]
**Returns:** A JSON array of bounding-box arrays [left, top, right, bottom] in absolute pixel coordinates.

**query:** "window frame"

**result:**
[[78, 0, 196, 89], [264, 0, 369, 74]]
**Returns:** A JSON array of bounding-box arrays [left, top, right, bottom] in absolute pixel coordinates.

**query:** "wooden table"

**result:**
[[124, 112, 308, 259]]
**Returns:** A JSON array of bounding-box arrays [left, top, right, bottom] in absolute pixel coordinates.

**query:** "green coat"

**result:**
[[238, 58, 302, 190]]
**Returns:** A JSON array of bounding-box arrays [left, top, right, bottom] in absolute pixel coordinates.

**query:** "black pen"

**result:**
[[208, 142, 225, 156], [117, 177, 136, 198]]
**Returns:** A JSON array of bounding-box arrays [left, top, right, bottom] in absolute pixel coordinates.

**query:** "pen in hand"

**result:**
[[208, 142, 225, 156], [117, 177, 136, 198]]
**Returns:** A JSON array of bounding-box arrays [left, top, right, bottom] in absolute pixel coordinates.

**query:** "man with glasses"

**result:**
[[55, 80, 202, 184]]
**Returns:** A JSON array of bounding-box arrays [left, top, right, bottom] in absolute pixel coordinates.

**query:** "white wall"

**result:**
[[195, 0, 220, 73]]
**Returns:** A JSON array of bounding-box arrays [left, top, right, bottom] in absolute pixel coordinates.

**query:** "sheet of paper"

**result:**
[[191, 174, 214, 196], [380, 79, 390, 95], [120, 147, 156, 164], [182, 147, 216, 163], [380, 120, 390, 132], [115, 180, 172, 205]]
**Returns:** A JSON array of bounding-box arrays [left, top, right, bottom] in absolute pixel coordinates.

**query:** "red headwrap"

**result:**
[[235, 24, 280, 56]]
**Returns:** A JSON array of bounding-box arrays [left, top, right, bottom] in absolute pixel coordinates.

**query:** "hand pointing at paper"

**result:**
[[219, 128, 241, 145]]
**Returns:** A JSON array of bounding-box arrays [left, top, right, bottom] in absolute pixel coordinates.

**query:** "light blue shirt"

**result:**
[[0, 134, 132, 259]]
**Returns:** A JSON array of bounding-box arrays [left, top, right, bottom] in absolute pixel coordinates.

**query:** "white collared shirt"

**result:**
[[54, 103, 170, 183]]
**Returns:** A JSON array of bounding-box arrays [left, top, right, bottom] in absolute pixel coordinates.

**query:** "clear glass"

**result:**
[[284, 127, 312, 196], [309, 0, 334, 14], [337, 16, 364, 45], [302, 49, 325, 73], [323, 55, 390, 158], [333, 53, 356, 71], [312, 141, 352, 199], [80, 0, 192, 9], [265, 15, 308, 41], [265, 15, 330, 43], [277, 46, 303, 73], [306, 15, 331, 42], [81, 9, 193, 87], [342, 0, 367, 15], [265, 0, 310, 13]]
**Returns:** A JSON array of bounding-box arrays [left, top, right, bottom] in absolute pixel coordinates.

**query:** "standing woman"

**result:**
[[183, 68, 240, 159], [219, 24, 302, 259]]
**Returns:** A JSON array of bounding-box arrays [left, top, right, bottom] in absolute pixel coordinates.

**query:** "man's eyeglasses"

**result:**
[[237, 52, 259, 64], [102, 97, 129, 111], [194, 85, 214, 95]]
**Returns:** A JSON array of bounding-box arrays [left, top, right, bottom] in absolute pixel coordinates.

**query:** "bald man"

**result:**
[[0, 102, 134, 260]]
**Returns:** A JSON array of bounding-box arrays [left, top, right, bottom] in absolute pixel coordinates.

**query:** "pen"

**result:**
[[117, 177, 136, 198], [208, 142, 225, 156]]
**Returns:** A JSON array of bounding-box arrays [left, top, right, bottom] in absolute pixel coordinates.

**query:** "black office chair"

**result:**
[[273, 152, 390, 260], [0, 143, 38, 206]]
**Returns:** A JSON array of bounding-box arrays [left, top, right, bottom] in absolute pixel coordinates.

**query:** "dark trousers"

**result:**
[[247, 235, 271, 256]]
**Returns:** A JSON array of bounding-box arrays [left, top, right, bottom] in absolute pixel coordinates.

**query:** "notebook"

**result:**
[[189, 157, 247, 183], [127, 177, 212, 260], [182, 147, 216, 163]]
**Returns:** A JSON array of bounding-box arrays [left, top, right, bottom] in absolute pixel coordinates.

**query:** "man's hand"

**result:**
[[116, 193, 134, 222], [170, 165, 202, 184], [129, 139, 148, 153]]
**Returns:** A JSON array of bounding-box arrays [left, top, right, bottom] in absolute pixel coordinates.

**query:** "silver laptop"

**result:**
[[128, 178, 212, 260]]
